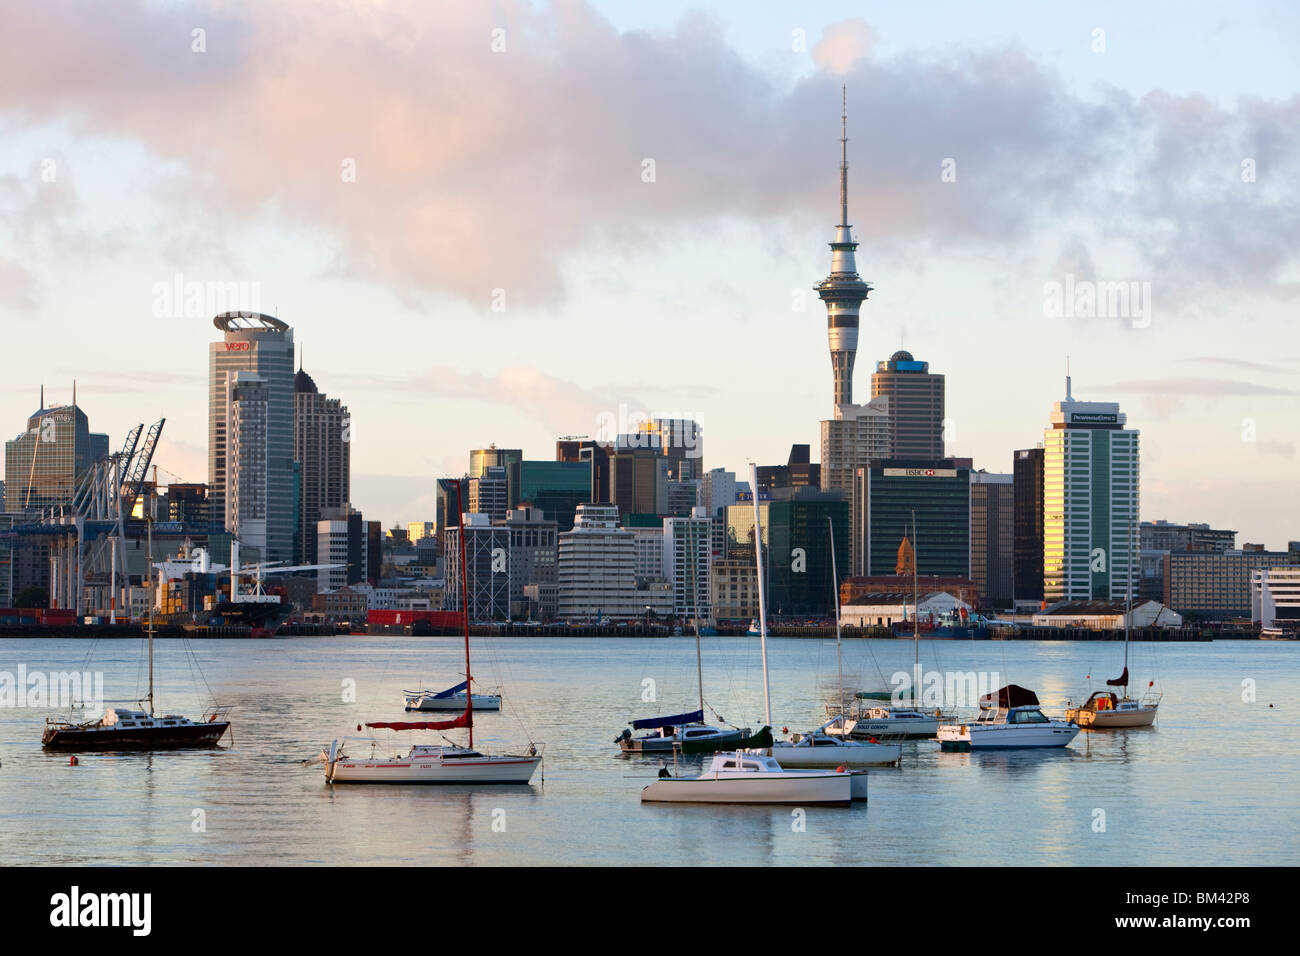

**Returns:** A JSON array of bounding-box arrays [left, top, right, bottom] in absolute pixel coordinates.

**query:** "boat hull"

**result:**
[[771, 742, 901, 767], [640, 771, 853, 805], [327, 753, 541, 784], [1066, 705, 1157, 728], [843, 716, 942, 739], [620, 727, 748, 753], [405, 694, 501, 712], [42, 722, 229, 750], [937, 722, 1078, 750]]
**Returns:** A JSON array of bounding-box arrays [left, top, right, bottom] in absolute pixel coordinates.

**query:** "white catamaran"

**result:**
[[323, 488, 541, 785]]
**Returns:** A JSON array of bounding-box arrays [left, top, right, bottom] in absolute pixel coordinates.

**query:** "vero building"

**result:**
[[1042, 379, 1140, 603]]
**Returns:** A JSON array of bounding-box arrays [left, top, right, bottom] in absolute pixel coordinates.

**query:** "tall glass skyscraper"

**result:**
[[209, 313, 295, 563], [1042, 380, 1140, 603]]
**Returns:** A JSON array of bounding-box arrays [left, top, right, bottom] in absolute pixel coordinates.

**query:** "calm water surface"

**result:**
[[1, 634, 1295, 866]]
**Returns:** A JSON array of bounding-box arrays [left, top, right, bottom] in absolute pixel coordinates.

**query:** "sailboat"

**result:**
[[639, 465, 859, 805], [772, 516, 901, 767], [1065, 518, 1161, 729], [830, 513, 952, 739], [42, 502, 230, 750], [322, 487, 542, 784], [404, 681, 502, 712], [617, 516, 749, 753]]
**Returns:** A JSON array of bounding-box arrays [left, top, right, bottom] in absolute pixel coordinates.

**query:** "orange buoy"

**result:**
[[836, 765, 847, 773]]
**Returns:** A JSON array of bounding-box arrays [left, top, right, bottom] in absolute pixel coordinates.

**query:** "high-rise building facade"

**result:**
[[821, 398, 891, 573], [663, 507, 713, 624], [556, 503, 640, 621], [610, 440, 667, 518], [871, 350, 945, 459], [445, 514, 510, 622], [468, 465, 509, 522], [519, 459, 591, 531], [226, 371, 270, 556], [316, 507, 367, 592], [501, 506, 557, 618], [556, 439, 610, 503], [209, 313, 295, 564], [4, 393, 108, 514], [1042, 381, 1140, 604], [293, 365, 350, 565], [1013, 447, 1046, 604], [814, 90, 872, 406], [765, 489, 849, 618], [971, 471, 1014, 607], [469, 446, 522, 508], [853, 460, 971, 578]]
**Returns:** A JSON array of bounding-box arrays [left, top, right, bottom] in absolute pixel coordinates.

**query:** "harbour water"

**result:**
[[1, 635, 1296, 866]]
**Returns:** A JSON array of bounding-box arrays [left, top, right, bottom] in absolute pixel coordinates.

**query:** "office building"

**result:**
[[209, 312, 295, 563], [226, 371, 270, 557], [814, 92, 872, 406], [166, 483, 211, 530], [711, 556, 759, 621], [870, 350, 945, 459], [765, 488, 848, 618], [1252, 566, 1300, 634], [852, 460, 971, 578], [4, 388, 109, 513], [664, 507, 713, 624], [756, 444, 821, 493], [519, 459, 591, 531], [1166, 549, 1293, 619], [556, 438, 611, 503], [445, 514, 510, 622], [698, 468, 739, 515], [1013, 447, 1045, 604], [1141, 520, 1236, 553], [610, 439, 667, 518], [469, 446, 522, 508], [316, 507, 367, 593], [434, 477, 469, 555], [971, 471, 1014, 607], [500, 506, 558, 619], [294, 364, 350, 565], [468, 465, 509, 523], [556, 503, 641, 621], [1042, 380, 1140, 603]]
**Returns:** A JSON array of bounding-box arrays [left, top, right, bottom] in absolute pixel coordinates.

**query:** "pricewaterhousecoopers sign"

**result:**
[[1069, 413, 1118, 424]]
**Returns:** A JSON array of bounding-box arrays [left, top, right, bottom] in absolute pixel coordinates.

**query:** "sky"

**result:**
[[1, 0, 1297, 546]]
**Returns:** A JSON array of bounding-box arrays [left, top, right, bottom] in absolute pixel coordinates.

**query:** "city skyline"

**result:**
[[2, 2, 1298, 546]]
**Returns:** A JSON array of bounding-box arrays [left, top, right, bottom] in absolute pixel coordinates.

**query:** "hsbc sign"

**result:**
[[225, 342, 250, 351], [884, 468, 958, 478]]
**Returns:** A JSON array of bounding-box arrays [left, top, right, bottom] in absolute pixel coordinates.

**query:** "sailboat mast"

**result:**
[[1125, 511, 1133, 683], [912, 511, 919, 696], [455, 481, 474, 749], [147, 501, 154, 716], [828, 516, 843, 717], [692, 523, 704, 717], [749, 465, 772, 728]]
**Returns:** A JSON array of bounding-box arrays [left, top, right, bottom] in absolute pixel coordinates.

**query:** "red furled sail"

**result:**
[[366, 710, 472, 732], [1106, 666, 1129, 687]]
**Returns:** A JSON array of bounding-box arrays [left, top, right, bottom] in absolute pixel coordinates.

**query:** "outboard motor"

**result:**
[[615, 728, 631, 744]]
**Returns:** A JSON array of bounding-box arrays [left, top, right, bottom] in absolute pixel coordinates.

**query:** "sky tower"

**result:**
[[815, 86, 872, 407]]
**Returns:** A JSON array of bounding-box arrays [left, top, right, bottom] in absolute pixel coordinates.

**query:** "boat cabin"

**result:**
[[708, 753, 784, 774], [102, 709, 196, 729]]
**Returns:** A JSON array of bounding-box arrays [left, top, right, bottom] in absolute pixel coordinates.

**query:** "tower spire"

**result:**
[[840, 84, 849, 228]]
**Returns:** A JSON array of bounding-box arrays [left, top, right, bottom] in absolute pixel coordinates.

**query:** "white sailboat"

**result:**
[[404, 681, 502, 712], [640, 464, 859, 805], [772, 516, 900, 768], [618, 519, 748, 753], [1065, 518, 1161, 728], [323, 489, 541, 785]]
